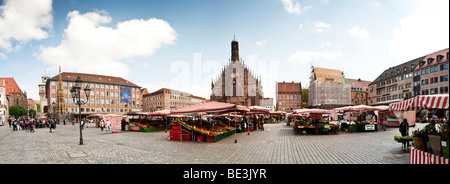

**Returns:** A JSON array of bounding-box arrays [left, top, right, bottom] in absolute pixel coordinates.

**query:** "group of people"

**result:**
[[240, 115, 265, 132], [8, 118, 57, 133], [97, 119, 111, 131]]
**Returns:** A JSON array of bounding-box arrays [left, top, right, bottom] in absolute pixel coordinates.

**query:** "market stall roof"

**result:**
[[389, 94, 449, 111], [170, 101, 249, 115], [147, 109, 171, 116], [348, 105, 383, 111], [374, 105, 390, 111], [332, 106, 350, 111], [270, 111, 287, 115], [249, 106, 270, 113], [293, 109, 334, 114]]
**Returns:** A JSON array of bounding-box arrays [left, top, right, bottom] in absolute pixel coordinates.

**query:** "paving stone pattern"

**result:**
[[0, 122, 420, 164]]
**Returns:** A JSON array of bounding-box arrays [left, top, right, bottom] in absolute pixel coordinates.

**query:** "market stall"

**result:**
[[87, 114, 123, 128], [170, 102, 249, 143], [333, 105, 383, 133], [292, 109, 339, 135], [269, 111, 287, 124], [389, 94, 449, 163], [144, 110, 171, 132]]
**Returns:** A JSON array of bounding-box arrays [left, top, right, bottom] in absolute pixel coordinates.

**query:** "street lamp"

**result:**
[[70, 75, 91, 145]]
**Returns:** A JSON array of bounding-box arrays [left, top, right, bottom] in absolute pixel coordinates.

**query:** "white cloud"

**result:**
[[390, 0, 449, 63], [320, 42, 331, 47], [279, 0, 312, 15], [0, 52, 7, 60], [256, 40, 267, 47], [298, 24, 304, 31], [314, 21, 331, 33], [0, 0, 53, 52], [348, 26, 370, 39], [370, 1, 381, 7], [287, 50, 343, 65], [38, 10, 178, 78]]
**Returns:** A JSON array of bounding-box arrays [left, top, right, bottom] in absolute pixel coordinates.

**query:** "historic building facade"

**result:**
[[45, 71, 143, 118], [210, 36, 264, 106], [143, 88, 206, 112], [0, 78, 28, 111], [276, 81, 302, 112], [347, 78, 371, 105], [368, 48, 448, 106], [308, 67, 351, 109]]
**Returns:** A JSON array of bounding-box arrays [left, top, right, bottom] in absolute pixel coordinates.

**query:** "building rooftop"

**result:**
[[414, 48, 449, 71], [311, 67, 346, 84], [277, 82, 302, 93], [145, 88, 206, 100], [48, 72, 140, 88], [0, 77, 23, 95], [369, 56, 426, 85]]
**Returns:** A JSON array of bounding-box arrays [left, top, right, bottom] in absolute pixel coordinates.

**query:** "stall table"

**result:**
[[296, 125, 339, 135]]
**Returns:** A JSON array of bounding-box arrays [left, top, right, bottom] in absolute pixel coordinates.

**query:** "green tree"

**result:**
[[36, 103, 41, 113], [29, 109, 36, 118], [302, 88, 309, 108], [9, 105, 27, 118]]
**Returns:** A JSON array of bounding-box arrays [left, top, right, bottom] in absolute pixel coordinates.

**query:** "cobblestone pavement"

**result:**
[[0, 122, 422, 164]]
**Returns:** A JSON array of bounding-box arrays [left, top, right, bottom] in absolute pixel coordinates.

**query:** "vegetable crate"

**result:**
[[170, 124, 192, 141]]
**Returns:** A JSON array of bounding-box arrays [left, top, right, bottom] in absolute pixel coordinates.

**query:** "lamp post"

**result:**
[[70, 75, 91, 145]]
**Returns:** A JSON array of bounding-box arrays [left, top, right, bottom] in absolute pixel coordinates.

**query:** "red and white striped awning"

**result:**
[[389, 94, 449, 111]]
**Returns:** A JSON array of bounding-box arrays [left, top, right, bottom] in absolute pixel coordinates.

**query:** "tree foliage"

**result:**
[[9, 105, 27, 118]]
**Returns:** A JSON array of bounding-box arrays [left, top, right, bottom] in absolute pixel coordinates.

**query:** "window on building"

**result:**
[[427, 58, 433, 64], [437, 55, 443, 62]]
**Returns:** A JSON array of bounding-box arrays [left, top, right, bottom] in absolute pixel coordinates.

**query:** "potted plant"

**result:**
[[439, 123, 449, 158], [412, 129, 427, 151]]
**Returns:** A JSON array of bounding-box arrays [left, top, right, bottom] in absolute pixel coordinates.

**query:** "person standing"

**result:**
[[399, 119, 408, 136], [8, 118, 11, 128], [12, 119, 18, 131], [81, 119, 84, 130], [260, 115, 265, 131], [121, 118, 126, 131], [49, 119, 54, 133], [100, 119, 105, 131], [30, 119, 35, 133], [106, 119, 111, 132]]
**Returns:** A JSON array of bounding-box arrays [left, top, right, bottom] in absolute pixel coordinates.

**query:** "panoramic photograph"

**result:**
[[0, 0, 449, 181]]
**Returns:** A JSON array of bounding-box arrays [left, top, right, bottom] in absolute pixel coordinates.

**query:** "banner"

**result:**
[[120, 86, 131, 103]]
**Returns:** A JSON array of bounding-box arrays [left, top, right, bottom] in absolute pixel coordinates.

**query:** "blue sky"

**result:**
[[1, 0, 449, 101]]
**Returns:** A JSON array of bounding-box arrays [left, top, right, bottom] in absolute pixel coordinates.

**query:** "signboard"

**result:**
[[120, 86, 131, 103], [365, 124, 375, 131]]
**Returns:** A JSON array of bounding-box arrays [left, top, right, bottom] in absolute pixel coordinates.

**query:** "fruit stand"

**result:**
[[170, 101, 249, 143], [292, 109, 340, 135], [389, 94, 449, 164], [127, 111, 167, 132]]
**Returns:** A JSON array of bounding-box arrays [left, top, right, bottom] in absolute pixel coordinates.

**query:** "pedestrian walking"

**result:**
[[8, 118, 11, 128], [72, 119, 76, 129], [81, 119, 84, 130]]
